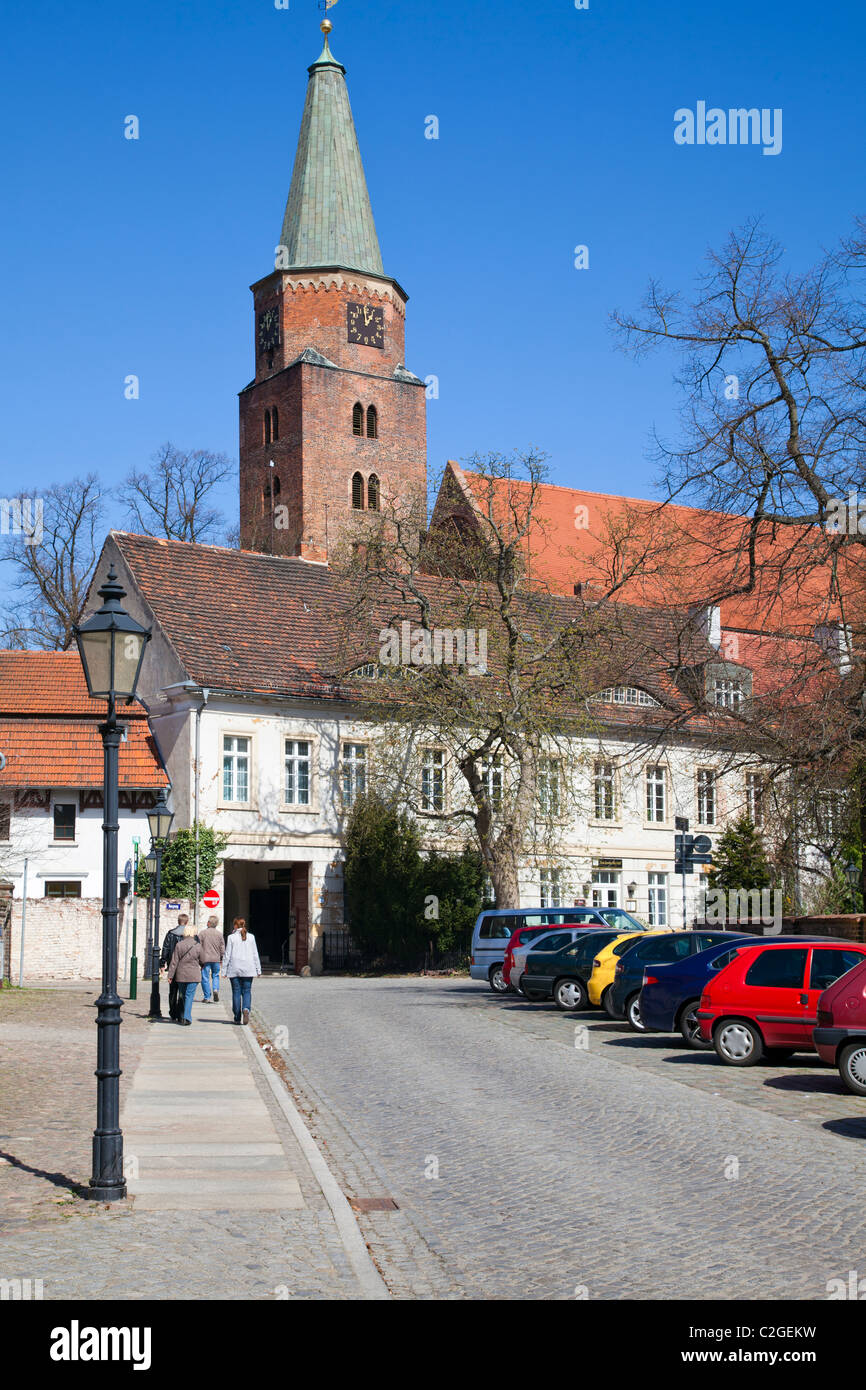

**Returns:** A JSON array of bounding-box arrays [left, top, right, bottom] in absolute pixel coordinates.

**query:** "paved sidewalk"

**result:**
[[123, 1000, 303, 1212], [0, 983, 392, 1298]]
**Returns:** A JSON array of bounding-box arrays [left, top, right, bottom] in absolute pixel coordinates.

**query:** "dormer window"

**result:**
[[352, 403, 364, 437], [713, 678, 743, 710]]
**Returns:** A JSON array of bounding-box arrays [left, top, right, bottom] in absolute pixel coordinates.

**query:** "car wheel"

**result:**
[[714, 1019, 764, 1066], [838, 1041, 866, 1096], [489, 964, 508, 994], [553, 977, 587, 1012], [679, 999, 713, 1050], [603, 986, 620, 1019], [626, 994, 646, 1033]]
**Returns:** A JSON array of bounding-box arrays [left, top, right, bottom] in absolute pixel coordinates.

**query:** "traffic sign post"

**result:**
[[674, 823, 713, 927]]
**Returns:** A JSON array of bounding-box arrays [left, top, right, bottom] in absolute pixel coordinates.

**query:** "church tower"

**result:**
[[239, 20, 428, 560]]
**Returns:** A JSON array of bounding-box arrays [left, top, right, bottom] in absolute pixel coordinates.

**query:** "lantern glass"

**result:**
[[143, 854, 157, 875], [147, 795, 174, 843], [845, 862, 859, 888]]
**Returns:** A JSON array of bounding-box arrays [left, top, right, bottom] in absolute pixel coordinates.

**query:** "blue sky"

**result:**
[[0, 0, 863, 552]]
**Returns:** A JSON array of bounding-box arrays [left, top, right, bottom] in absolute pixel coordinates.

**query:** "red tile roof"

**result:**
[[431, 463, 843, 638], [0, 651, 167, 789]]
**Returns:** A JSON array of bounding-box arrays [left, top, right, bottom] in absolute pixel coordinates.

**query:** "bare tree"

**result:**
[[0, 475, 106, 650], [117, 443, 235, 543], [613, 217, 866, 907], [330, 452, 699, 906]]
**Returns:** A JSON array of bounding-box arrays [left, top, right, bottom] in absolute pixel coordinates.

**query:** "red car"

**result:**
[[814, 956, 866, 1095], [697, 939, 866, 1066]]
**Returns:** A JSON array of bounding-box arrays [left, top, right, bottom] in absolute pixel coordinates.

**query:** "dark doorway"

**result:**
[[249, 887, 291, 970]]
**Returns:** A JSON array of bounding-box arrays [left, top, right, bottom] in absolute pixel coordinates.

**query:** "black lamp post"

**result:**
[[845, 861, 860, 914], [73, 565, 151, 1203], [146, 791, 174, 1020], [143, 851, 157, 979]]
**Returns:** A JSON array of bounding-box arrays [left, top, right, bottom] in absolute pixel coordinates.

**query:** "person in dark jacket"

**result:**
[[160, 913, 189, 1021], [167, 925, 202, 1026]]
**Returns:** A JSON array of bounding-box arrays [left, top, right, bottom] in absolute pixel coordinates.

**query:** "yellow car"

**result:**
[[587, 931, 672, 1011]]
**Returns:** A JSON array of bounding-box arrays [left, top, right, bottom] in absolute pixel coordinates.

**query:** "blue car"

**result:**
[[639, 933, 825, 1047], [606, 931, 748, 1031]]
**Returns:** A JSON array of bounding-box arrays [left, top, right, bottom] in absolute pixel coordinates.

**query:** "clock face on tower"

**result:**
[[258, 307, 280, 353], [347, 302, 385, 349]]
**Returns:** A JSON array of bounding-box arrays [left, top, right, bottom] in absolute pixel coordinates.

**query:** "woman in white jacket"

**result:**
[[222, 918, 262, 1025]]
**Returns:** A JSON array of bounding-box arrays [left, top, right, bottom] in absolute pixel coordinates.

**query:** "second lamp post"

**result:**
[[146, 789, 174, 1020]]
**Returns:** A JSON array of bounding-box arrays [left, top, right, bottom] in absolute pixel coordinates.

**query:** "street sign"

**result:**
[[202, 890, 220, 909], [166, 901, 182, 911], [693, 834, 712, 855], [123, 859, 133, 882]]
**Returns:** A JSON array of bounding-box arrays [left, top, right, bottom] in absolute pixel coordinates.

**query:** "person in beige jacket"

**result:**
[[167, 925, 203, 1027], [197, 915, 226, 1003]]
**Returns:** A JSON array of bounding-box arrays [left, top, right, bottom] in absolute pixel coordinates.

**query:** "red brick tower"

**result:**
[[239, 20, 428, 560]]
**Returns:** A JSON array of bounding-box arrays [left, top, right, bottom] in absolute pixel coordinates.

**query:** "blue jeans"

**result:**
[[230, 976, 252, 1022], [180, 981, 197, 1022], [200, 961, 220, 1000]]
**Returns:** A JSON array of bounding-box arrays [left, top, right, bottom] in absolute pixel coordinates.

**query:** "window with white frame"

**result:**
[[648, 871, 668, 927], [284, 739, 311, 807], [592, 870, 620, 909], [537, 757, 561, 817], [745, 771, 763, 827], [645, 765, 667, 823], [421, 748, 445, 813], [593, 686, 660, 707], [594, 761, 616, 820], [697, 769, 716, 826], [540, 867, 563, 908], [341, 743, 367, 806], [713, 679, 743, 710], [481, 757, 502, 810], [222, 735, 251, 803]]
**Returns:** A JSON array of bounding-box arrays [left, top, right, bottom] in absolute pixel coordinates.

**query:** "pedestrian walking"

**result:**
[[223, 918, 261, 1025], [197, 915, 225, 1002], [160, 912, 190, 1021], [167, 924, 203, 1026]]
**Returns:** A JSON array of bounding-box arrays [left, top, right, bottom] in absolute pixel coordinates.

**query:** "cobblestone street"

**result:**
[[253, 974, 866, 1301]]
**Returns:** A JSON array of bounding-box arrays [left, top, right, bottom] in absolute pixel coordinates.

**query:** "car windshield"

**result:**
[[597, 909, 648, 931]]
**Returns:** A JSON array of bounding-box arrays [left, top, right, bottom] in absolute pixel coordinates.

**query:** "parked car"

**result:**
[[521, 930, 624, 1009], [508, 919, 612, 993], [607, 931, 746, 1031], [587, 931, 672, 1011], [814, 955, 866, 1094], [698, 940, 866, 1065], [639, 934, 827, 1047], [471, 907, 611, 993]]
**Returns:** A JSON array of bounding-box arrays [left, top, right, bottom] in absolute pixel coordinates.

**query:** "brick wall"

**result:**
[[240, 272, 427, 559], [6, 895, 195, 981]]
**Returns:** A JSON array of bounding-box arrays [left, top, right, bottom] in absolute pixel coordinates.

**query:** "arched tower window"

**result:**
[[367, 474, 380, 512], [352, 403, 364, 437], [366, 405, 378, 439], [351, 472, 365, 510], [264, 409, 272, 446], [272, 406, 279, 441], [271, 474, 281, 498]]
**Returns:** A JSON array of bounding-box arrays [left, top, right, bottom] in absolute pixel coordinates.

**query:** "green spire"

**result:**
[[279, 26, 384, 277]]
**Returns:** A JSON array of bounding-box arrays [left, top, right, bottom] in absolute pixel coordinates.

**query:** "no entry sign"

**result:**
[[202, 890, 220, 909]]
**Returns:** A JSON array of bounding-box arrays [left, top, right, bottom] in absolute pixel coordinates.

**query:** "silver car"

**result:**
[[510, 925, 605, 994]]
